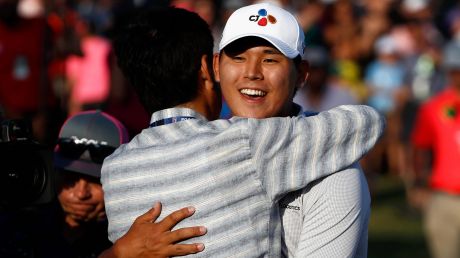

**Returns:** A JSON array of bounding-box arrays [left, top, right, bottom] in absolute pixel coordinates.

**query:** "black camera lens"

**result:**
[[0, 143, 48, 207], [0, 119, 55, 209]]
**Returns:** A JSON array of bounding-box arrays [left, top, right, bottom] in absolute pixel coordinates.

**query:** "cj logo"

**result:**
[[249, 9, 277, 26]]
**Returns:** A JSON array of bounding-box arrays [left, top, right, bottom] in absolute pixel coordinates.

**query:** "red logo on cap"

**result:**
[[248, 9, 277, 27]]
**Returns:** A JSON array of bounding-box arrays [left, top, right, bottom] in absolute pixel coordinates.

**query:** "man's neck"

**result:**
[[176, 101, 215, 120]]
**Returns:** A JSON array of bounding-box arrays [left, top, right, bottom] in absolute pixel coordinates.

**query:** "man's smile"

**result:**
[[239, 88, 267, 98]]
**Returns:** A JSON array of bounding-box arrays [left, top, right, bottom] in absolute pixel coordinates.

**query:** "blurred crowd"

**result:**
[[1, 0, 460, 257], [1, 0, 458, 169]]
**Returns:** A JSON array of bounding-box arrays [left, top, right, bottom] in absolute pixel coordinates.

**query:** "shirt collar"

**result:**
[[150, 103, 305, 123], [291, 103, 304, 116], [292, 102, 319, 117], [150, 108, 208, 125]]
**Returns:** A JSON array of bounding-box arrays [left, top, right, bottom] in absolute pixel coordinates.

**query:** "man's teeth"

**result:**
[[240, 89, 267, 96]]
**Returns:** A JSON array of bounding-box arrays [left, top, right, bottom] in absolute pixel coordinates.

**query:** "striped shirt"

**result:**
[[101, 105, 384, 257]]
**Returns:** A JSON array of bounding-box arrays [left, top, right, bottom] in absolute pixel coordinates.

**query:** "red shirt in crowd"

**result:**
[[411, 87, 460, 194]]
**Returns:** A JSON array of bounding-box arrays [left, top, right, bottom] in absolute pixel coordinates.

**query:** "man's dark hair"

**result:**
[[114, 7, 214, 114]]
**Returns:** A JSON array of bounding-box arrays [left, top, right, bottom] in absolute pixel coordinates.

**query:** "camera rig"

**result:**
[[0, 119, 55, 209]]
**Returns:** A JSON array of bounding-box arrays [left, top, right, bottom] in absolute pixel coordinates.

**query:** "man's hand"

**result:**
[[99, 202, 206, 258]]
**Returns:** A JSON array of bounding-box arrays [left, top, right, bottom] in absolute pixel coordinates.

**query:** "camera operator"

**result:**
[[0, 110, 128, 257], [53, 110, 130, 257]]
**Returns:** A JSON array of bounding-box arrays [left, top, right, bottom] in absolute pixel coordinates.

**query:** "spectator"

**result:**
[[362, 33, 408, 178], [365, 34, 407, 114], [410, 40, 460, 258], [64, 18, 111, 115], [53, 110, 129, 231], [49, 110, 129, 257]]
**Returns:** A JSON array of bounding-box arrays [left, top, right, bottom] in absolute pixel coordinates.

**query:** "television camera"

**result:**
[[0, 119, 55, 209]]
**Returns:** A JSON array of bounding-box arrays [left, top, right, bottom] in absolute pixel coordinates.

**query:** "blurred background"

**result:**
[[2, 0, 460, 257]]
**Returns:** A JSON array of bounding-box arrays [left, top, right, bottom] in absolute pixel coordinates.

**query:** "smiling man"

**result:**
[[216, 37, 305, 119], [214, 3, 371, 257]]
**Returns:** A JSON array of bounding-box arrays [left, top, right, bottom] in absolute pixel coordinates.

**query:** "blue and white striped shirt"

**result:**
[[101, 105, 384, 257]]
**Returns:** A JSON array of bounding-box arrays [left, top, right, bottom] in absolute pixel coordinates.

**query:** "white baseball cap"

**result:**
[[219, 3, 305, 59]]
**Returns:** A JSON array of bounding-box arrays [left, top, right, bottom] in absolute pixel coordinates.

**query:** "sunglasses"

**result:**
[[57, 137, 116, 164]]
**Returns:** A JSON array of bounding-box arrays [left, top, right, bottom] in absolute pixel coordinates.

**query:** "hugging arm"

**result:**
[[249, 104, 385, 201], [99, 202, 206, 258]]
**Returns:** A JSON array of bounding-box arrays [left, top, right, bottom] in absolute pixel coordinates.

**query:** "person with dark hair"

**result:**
[[101, 6, 383, 257], [113, 9, 215, 115]]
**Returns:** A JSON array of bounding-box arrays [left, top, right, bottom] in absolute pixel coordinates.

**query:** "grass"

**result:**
[[368, 175, 430, 258]]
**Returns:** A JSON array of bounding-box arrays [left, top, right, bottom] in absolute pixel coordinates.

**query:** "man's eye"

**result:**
[[232, 56, 245, 62], [264, 58, 278, 63]]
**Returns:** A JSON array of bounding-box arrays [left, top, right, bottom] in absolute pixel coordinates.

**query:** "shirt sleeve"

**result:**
[[248, 104, 384, 201], [294, 164, 370, 258]]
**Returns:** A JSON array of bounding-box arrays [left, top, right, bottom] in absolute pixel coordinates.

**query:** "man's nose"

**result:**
[[244, 59, 263, 80], [74, 178, 91, 200]]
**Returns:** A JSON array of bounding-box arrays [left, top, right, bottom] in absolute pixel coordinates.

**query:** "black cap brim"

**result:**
[[54, 153, 102, 178]]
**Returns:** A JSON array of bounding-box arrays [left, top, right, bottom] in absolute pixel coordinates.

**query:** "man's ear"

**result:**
[[296, 60, 309, 89], [213, 53, 221, 83], [200, 54, 213, 89]]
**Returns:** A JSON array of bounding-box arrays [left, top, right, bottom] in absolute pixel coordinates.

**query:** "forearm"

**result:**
[[253, 105, 384, 200]]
